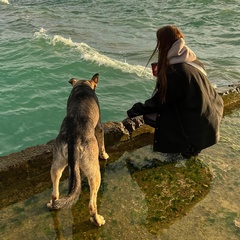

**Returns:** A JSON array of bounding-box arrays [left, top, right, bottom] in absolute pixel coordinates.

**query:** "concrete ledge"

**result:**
[[0, 84, 239, 208], [218, 83, 240, 115]]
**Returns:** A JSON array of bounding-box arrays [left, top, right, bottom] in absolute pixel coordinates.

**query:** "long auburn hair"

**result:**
[[146, 25, 184, 103]]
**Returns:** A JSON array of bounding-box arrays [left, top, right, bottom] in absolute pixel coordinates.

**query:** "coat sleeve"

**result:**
[[127, 90, 160, 118]]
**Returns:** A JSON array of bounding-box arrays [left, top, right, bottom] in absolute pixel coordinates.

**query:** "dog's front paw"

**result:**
[[99, 151, 109, 160], [90, 214, 105, 227]]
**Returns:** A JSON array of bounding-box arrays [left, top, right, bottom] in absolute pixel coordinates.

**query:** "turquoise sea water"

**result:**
[[0, 0, 240, 156]]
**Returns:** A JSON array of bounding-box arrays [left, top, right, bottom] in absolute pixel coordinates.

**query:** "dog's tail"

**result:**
[[51, 119, 81, 209]]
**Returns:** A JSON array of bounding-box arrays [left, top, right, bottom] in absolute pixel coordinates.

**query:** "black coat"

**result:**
[[127, 60, 224, 153]]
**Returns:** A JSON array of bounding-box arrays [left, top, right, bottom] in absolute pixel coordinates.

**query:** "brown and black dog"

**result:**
[[47, 73, 109, 227]]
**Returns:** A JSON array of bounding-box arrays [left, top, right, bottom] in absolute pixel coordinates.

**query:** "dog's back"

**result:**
[[66, 80, 100, 143]]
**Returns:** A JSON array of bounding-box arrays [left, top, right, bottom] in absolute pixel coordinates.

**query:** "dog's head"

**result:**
[[68, 73, 99, 90]]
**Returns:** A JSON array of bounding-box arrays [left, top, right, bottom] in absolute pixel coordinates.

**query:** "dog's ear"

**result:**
[[91, 73, 99, 89], [91, 73, 99, 84], [68, 78, 78, 86]]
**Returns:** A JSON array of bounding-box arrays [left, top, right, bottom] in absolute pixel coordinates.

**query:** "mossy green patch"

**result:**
[[131, 157, 212, 234], [222, 92, 240, 116]]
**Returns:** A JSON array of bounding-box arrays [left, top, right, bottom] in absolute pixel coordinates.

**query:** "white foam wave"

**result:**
[[33, 28, 152, 79], [33, 27, 48, 39], [1, 0, 9, 4]]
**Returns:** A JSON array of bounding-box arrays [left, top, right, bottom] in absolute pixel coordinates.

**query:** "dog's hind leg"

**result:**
[[95, 122, 109, 160], [47, 145, 67, 209], [51, 162, 67, 201], [88, 169, 105, 226]]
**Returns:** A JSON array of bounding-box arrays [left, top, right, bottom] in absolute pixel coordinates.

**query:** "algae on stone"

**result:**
[[131, 157, 212, 234]]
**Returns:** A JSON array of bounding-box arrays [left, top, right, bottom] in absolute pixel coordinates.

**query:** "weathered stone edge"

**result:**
[[0, 84, 239, 183]]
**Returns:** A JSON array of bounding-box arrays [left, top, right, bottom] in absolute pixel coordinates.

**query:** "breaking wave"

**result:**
[[34, 28, 152, 79], [0, 0, 10, 4]]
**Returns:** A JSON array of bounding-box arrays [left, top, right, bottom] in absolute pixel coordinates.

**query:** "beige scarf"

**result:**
[[167, 38, 196, 64]]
